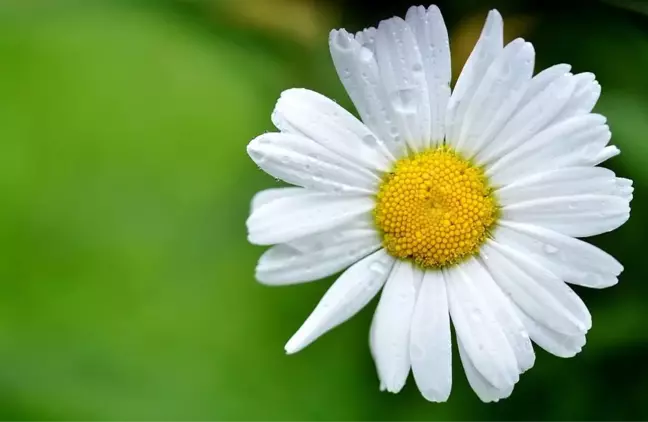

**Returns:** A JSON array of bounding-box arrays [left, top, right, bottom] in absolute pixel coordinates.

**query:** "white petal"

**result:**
[[514, 305, 586, 358], [248, 133, 379, 194], [246, 191, 374, 245], [250, 187, 305, 213], [489, 120, 613, 187], [454, 39, 535, 157], [496, 167, 620, 205], [477, 71, 576, 164], [589, 145, 620, 165], [553, 72, 601, 122], [374, 17, 431, 152], [466, 259, 535, 373], [481, 240, 591, 336], [616, 177, 634, 199], [329, 29, 404, 157], [370, 260, 419, 393], [272, 88, 393, 171], [285, 249, 395, 353], [446, 262, 519, 390], [458, 340, 513, 403], [502, 194, 630, 238], [446, 10, 503, 147], [410, 270, 452, 402], [256, 221, 382, 285], [405, 5, 451, 145], [518, 64, 571, 107], [487, 114, 611, 185], [494, 222, 622, 288]]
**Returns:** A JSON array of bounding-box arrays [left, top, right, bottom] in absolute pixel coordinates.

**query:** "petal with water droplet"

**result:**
[[285, 249, 395, 353], [446, 260, 519, 390], [481, 240, 592, 336], [374, 17, 432, 153], [272, 88, 394, 171], [246, 192, 374, 245], [256, 220, 382, 285], [248, 133, 380, 195], [493, 221, 622, 288], [513, 304, 586, 358], [370, 260, 420, 393], [405, 5, 451, 146], [501, 194, 630, 238], [410, 269, 452, 402]]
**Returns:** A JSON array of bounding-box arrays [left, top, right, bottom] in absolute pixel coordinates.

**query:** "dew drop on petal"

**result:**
[[390, 89, 418, 114], [362, 134, 378, 146], [359, 46, 374, 62]]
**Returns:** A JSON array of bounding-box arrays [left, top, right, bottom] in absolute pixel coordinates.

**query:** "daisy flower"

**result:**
[[246, 5, 632, 402]]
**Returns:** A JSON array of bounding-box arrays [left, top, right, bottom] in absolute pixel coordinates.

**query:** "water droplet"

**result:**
[[543, 244, 558, 254], [359, 47, 374, 62], [412, 63, 423, 72], [390, 89, 418, 114], [335, 31, 351, 49], [362, 134, 378, 146], [280, 155, 290, 164], [369, 261, 386, 274]]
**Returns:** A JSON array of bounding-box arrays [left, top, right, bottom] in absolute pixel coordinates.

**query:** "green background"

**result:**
[[0, 0, 646, 419]]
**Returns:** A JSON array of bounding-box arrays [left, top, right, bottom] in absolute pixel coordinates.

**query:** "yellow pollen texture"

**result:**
[[374, 147, 498, 269]]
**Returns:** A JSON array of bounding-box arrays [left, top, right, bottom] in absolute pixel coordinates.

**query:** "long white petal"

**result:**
[[518, 64, 571, 106], [481, 240, 591, 336], [496, 167, 620, 205], [410, 269, 452, 402], [446, 262, 519, 390], [250, 187, 306, 213], [589, 145, 620, 165], [272, 88, 393, 171], [553, 72, 601, 122], [370, 260, 419, 393], [256, 221, 382, 285], [455, 38, 535, 157], [502, 194, 630, 238], [246, 192, 374, 245], [329, 29, 404, 157], [514, 304, 586, 358], [374, 17, 431, 152], [405, 5, 451, 146], [494, 222, 622, 288], [477, 71, 576, 164], [458, 340, 514, 403], [285, 249, 395, 353], [487, 114, 610, 186], [248, 133, 379, 194], [466, 259, 535, 373], [446, 10, 503, 147]]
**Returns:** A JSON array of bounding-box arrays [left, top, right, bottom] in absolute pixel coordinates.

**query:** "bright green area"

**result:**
[[0, 0, 646, 420]]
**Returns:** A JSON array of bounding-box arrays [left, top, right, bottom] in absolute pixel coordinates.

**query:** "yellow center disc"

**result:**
[[374, 146, 499, 269]]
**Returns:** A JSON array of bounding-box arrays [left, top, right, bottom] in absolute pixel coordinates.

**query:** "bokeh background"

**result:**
[[0, 0, 646, 419]]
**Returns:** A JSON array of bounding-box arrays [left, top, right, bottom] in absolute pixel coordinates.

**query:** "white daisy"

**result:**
[[246, 5, 633, 402]]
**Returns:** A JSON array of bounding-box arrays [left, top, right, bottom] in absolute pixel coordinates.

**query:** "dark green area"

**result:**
[[0, 0, 646, 419]]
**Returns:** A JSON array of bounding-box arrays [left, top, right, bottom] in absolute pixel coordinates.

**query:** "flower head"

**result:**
[[246, 5, 632, 402]]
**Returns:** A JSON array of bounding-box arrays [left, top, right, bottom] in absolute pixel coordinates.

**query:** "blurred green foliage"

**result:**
[[0, 0, 646, 420]]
